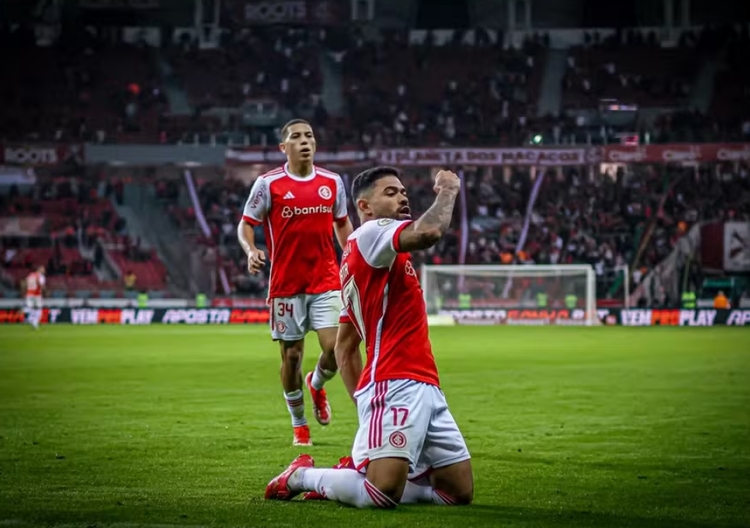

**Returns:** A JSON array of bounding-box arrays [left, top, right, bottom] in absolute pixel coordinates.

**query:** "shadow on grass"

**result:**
[[397, 504, 744, 528], [273, 500, 746, 528]]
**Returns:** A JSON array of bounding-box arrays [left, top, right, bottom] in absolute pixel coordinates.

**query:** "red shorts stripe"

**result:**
[[376, 381, 388, 447], [368, 381, 387, 449], [367, 383, 379, 449]]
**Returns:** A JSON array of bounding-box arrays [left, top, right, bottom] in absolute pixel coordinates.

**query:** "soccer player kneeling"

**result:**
[[265, 167, 473, 507]]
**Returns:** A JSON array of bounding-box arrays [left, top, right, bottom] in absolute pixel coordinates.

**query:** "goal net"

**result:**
[[421, 265, 598, 326]]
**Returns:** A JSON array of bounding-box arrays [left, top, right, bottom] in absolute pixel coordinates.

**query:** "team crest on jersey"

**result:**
[[276, 321, 287, 333], [389, 431, 407, 448], [318, 186, 332, 199], [377, 218, 393, 226]]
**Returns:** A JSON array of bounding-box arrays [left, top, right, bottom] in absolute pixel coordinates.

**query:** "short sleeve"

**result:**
[[242, 177, 270, 225], [333, 176, 348, 222], [358, 218, 413, 268], [39, 275, 46, 286]]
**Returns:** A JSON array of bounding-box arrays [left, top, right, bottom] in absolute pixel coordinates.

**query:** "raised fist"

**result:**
[[434, 169, 461, 194]]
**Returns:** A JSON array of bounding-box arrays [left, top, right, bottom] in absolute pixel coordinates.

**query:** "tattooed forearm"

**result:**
[[398, 188, 459, 252], [414, 188, 459, 236]]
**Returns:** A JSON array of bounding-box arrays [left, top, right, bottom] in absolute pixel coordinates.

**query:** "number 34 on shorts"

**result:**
[[270, 291, 342, 341]]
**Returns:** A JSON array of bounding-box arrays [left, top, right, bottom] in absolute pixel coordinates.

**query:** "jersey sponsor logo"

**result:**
[[339, 262, 349, 284], [389, 431, 407, 448], [251, 187, 265, 208], [318, 186, 332, 199], [281, 205, 333, 218], [283, 191, 296, 200]]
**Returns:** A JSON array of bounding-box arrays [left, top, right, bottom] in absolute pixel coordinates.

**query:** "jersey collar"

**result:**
[[284, 162, 316, 182]]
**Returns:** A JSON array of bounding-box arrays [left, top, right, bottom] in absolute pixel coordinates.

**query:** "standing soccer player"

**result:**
[[238, 119, 353, 446], [23, 265, 45, 329], [265, 166, 474, 507]]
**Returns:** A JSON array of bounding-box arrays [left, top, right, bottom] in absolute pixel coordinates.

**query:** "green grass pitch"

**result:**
[[1, 325, 749, 528]]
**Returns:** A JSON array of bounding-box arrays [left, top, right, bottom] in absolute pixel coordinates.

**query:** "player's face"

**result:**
[[280, 123, 316, 164], [360, 175, 411, 221]]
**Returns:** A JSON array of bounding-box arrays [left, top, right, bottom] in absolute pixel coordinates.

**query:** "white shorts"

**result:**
[[25, 296, 42, 309], [351, 379, 471, 480], [269, 290, 342, 341]]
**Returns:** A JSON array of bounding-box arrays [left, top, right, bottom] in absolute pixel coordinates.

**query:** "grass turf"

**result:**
[[0, 325, 749, 528]]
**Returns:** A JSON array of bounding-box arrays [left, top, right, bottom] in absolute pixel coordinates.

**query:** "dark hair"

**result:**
[[279, 119, 311, 141], [351, 166, 401, 199]]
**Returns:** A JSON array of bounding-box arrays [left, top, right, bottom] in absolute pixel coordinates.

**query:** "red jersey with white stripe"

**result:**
[[242, 163, 348, 299], [26, 271, 45, 296], [339, 218, 439, 391]]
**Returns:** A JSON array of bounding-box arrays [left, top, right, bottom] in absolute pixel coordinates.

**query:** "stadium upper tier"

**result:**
[[0, 26, 748, 146]]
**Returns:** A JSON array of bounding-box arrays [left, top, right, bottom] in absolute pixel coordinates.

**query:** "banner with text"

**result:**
[[701, 221, 750, 272], [227, 0, 348, 25], [0, 144, 84, 167], [2, 307, 750, 326], [723, 222, 750, 272], [0, 307, 269, 325], [375, 147, 593, 167], [0, 217, 47, 237], [600, 143, 750, 164], [225, 143, 750, 168]]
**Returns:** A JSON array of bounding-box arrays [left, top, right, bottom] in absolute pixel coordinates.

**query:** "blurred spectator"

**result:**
[[124, 270, 137, 291], [713, 290, 730, 309]]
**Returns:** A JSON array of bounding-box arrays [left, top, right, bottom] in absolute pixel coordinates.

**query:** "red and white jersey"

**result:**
[[242, 163, 348, 299], [25, 271, 45, 296], [339, 218, 439, 392]]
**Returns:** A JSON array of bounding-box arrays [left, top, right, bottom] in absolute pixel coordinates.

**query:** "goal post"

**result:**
[[421, 264, 598, 326]]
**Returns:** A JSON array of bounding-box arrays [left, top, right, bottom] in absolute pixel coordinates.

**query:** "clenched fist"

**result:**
[[434, 169, 461, 194]]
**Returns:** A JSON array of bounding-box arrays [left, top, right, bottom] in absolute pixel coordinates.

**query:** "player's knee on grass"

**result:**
[[430, 460, 474, 505], [365, 457, 410, 503]]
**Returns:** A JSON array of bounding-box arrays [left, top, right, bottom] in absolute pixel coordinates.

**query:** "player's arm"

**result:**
[[397, 170, 460, 252], [333, 217, 353, 249], [332, 175, 354, 249], [238, 177, 269, 274], [335, 320, 363, 404]]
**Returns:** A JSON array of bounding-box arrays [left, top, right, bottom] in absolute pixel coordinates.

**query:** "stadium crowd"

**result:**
[[0, 171, 168, 297], [2, 23, 748, 147], [164, 156, 745, 301]]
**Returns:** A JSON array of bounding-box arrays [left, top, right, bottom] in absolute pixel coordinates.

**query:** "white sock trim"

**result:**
[[364, 480, 397, 509]]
